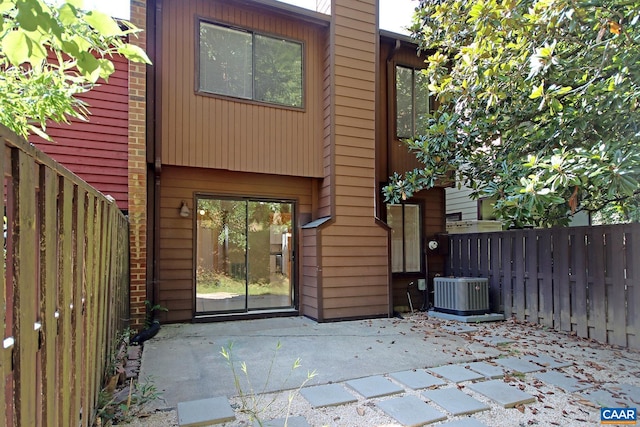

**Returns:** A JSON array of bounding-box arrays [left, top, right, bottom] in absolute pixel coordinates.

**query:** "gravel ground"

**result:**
[[117, 314, 640, 427]]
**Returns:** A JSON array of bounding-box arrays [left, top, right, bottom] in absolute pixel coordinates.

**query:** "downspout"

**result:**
[[149, 0, 163, 313]]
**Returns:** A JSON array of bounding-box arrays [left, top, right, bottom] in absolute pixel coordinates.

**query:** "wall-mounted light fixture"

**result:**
[[179, 201, 190, 218]]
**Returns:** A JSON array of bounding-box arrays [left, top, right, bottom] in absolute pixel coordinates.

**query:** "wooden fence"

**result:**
[[447, 224, 640, 349], [0, 124, 130, 426]]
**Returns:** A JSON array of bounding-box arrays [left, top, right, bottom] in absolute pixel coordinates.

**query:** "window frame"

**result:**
[[386, 203, 424, 274], [196, 18, 306, 110], [395, 64, 432, 139]]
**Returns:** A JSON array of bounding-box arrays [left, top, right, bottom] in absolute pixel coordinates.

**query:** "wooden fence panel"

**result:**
[[1, 139, 9, 426], [607, 226, 626, 347], [447, 223, 639, 349], [570, 230, 588, 338], [537, 230, 553, 328], [12, 148, 39, 427], [488, 233, 501, 311], [39, 166, 59, 427], [1, 124, 130, 426], [501, 233, 513, 318], [627, 224, 640, 348], [588, 228, 607, 343]]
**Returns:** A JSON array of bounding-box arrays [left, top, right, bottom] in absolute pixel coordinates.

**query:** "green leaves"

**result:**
[[1, 0, 151, 139], [385, 0, 640, 227]]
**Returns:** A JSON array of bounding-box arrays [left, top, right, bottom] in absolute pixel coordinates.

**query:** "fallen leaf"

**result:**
[[357, 407, 365, 416], [515, 404, 525, 413]]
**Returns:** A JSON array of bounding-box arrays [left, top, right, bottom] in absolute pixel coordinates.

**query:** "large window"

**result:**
[[198, 21, 303, 108], [396, 65, 431, 138], [387, 204, 422, 273]]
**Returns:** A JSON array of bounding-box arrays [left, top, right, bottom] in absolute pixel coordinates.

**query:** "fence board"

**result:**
[[469, 234, 479, 276], [588, 228, 607, 343], [501, 234, 513, 317], [571, 230, 588, 338], [525, 230, 538, 322], [489, 233, 501, 311], [58, 178, 75, 427], [608, 227, 627, 347], [40, 166, 59, 427], [84, 195, 98, 420], [12, 149, 38, 427], [513, 231, 525, 320], [627, 224, 640, 348], [537, 230, 553, 328], [73, 187, 86, 426], [1, 134, 8, 427]]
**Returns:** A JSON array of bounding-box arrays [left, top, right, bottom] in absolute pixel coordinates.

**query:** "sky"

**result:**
[[84, 0, 418, 34]]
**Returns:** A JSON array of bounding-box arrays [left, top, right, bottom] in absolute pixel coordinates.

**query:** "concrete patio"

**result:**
[[135, 314, 640, 426]]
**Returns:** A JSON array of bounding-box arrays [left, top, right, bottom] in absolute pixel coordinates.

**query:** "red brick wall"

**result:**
[[128, 0, 148, 329]]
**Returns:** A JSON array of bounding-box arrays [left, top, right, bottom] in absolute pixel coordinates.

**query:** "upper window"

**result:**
[[198, 21, 303, 108], [396, 65, 431, 138]]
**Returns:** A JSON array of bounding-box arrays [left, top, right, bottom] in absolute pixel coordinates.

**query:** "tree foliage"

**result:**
[[0, 0, 150, 139], [383, 0, 640, 227]]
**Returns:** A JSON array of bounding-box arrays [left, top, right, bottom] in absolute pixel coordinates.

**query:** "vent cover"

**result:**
[[434, 277, 490, 315]]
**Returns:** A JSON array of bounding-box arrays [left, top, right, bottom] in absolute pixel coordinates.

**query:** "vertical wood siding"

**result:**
[[316, 0, 390, 320], [157, 166, 314, 322], [301, 228, 320, 319], [30, 54, 130, 211], [159, 0, 327, 178]]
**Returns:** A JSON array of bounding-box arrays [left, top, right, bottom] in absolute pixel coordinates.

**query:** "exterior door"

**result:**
[[195, 197, 294, 314]]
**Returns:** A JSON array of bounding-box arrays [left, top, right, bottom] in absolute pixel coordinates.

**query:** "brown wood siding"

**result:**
[[157, 166, 314, 322], [317, 0, 389, 321], [301, 228, 319, 319], [318, 30, 332, 217], [31, 54, 129, 210], [159, 0, 326, 178]]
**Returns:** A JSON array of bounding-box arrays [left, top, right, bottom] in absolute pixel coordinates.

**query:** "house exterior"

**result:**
[[131, 0, 447, 324], [30, 54, 131, 211]]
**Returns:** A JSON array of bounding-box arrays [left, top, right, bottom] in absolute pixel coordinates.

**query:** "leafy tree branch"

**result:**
[[384, 0, 640, 227], [1, 0, 151, 139]]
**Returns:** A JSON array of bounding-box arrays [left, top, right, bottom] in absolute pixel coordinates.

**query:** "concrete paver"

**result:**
[[177, 397, 235, 427], [612, 383, 640, 404], [389, 370, 446, 390], [429, 365, 484, 383], [376, 395, 447, 426], [522, 354, 572, 369], [437, 418, 490, 427], [578, 389, 636, 408], [464, 362, 504, 379], [422, 388, 490, 416], [494, 357, 545, 373], [346, 375, 404, 398], [534, 371, 594, 393], [475, 336, 514, 345], [468, 380, 536, 408], [442, 325, 478, 334], [299, 384, 357, 408]]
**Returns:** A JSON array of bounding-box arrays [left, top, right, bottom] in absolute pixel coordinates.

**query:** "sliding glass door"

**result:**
[[195, 197, 294, 314]]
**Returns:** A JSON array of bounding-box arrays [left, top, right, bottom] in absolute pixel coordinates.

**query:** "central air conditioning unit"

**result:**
[[434, 277, 490, 315]]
